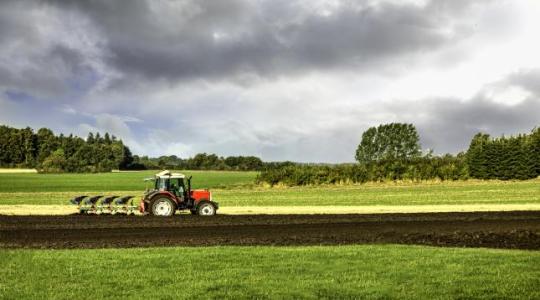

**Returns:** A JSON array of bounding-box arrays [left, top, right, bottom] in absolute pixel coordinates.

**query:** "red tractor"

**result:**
[[140, 170, 218, 217]]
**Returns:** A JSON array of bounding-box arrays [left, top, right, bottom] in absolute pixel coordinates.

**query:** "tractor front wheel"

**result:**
[[149, 197, 176, 217], [197, 202, 216, 216]]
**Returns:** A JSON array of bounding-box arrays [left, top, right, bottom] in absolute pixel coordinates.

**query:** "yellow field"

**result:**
[[0, 168, 37, 173], [2, 203, 540, 216]]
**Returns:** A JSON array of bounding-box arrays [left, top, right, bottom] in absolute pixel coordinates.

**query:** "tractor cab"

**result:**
[[151, 174, 187, 199], [144, 170, 190, 202]]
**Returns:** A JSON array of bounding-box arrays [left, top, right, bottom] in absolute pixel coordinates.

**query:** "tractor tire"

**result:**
[[190, 209, 197, 215], [149, 197, 176, 217], [196, 202, 216, 216]]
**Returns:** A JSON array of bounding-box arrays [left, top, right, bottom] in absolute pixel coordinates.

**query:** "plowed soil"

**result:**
[[1, 211, 539, 249]]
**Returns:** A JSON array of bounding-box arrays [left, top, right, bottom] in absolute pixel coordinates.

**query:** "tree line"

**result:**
[[128, 153, 264, 171], [1, 124, 538, 181], [0, 125, 133, 172], [467, 130, 540, 180], [257, 123, 539, 186], [0, 125, 264, 172], [257, 155, 468, 186]]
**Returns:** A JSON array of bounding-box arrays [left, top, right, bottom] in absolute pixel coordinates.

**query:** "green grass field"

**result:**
[[0, 171, 257, 192], [216, 180, 540, 206], [1, 245, 538, 299], [0, 171, 538, 207]]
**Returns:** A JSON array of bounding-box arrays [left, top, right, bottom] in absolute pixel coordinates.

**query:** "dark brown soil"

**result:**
[[1, 211, 539, 249]]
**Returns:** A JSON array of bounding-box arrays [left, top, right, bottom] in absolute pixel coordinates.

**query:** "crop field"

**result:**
[[0, 172, 538, 209]]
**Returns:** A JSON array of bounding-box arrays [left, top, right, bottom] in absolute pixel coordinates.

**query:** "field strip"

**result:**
[[1, 204, 540, 215], [0, 168, 37, 173], [221, 204, 540, 214]]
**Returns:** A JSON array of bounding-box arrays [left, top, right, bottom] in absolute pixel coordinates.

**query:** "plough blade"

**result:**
[[69, 195, 88, 205], [69, 195, 137, 215], [113, 196, 137, 214]]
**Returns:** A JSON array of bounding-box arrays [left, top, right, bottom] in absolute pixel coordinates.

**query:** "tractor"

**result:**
[[69, 170, 218, 216], [140, 170, 218, 216]]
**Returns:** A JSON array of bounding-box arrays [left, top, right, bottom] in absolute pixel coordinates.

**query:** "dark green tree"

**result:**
[[530, 127, 540, 177], [86, 132, 95, 144], [466, 133, 490, 179]]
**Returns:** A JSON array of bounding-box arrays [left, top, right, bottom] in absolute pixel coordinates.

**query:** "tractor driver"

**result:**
[[170, 183, 180, 198], [170, 183, 184, 200]]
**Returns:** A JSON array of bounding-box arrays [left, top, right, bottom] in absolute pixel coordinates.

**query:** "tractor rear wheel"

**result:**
[[149, 197, 176, 217], [197, 202, 216, 216]]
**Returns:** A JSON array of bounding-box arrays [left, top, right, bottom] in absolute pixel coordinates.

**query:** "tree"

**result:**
[[20, 127, 36, 167], [103, 133, 112, 145], [118, 145, 134, 170], [466, 133, 490, 179], [41, 149, 67, 173], [36, 128, 57, 165], [86, 132, 95, 144], [355, 123, 421, 164], [530, 127, 540, 177]]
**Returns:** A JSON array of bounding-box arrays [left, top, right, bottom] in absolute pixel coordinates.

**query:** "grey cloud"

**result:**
[[0, 0, 109, 98], [376, 68, 540, 154], [257, 125, 361, 162], [505, 69, 540, 95], [386, 95, 540, 154], [42, 0, 483, 85]]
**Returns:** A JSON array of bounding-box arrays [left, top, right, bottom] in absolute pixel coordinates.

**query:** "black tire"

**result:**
[[149, 197, 176, 217], [197, 202, 216, 216], [190, 210, 197, 215]]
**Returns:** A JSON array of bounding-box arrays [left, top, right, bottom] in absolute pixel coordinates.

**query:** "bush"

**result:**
[[257, 155, 469, 186]]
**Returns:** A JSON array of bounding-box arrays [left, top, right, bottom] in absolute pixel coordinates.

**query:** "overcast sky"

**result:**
[[1, 0, 539, 162]]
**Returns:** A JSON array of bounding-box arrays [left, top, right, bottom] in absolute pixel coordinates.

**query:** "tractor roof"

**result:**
[[155, 170, 185, 179], [144, 170, 186, 181]]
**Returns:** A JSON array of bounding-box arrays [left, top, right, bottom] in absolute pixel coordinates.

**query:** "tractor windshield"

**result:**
[[171, 178, 185, 196], [155, 178, 166, 191], [153, 177, 185, 195]]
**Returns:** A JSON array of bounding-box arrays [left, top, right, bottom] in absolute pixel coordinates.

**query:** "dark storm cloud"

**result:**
[[42, 0, 482, 83], [0, 0, 104, 98]]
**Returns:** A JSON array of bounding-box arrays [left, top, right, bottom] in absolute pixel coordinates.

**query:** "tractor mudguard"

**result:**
[[152, 191, 177, 203], [145, 191, 177, 203]]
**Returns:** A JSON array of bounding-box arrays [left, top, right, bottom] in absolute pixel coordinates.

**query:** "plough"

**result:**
[[70, 195, 137, 215]]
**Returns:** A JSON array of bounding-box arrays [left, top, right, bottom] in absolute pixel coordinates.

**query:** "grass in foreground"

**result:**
[[1, 245, 538, 299], [0, 178, 538, 206]]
